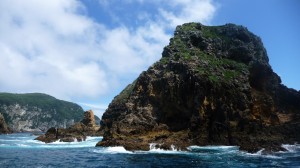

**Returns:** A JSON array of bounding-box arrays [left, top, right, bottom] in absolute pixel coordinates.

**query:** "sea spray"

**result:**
[[0, 133, 101, 148], [148, 143, 182, 154], [92, 146, 133, 154], [281, 144, 300, 153]]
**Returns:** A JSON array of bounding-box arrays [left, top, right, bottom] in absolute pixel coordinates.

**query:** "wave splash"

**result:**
[[92, 146, 133, 154], [147, 143, 182, 154], [0, 133, 102, 148], [281, 144, 300, 153]]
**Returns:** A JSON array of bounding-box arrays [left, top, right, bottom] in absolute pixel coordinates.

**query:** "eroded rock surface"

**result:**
[[97, 23, 300, 152], [81, 110, 96, 127], [35, 110, 101, 143]]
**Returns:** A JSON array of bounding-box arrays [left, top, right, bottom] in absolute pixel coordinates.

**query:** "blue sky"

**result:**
[[0, 0, 299, 117]]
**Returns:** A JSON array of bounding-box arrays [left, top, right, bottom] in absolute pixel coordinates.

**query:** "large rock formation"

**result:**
[[0, 93, 84, 132], [97, 23, 300, 152], [0, 113, 12, 134], [35, 110, 101, 143]]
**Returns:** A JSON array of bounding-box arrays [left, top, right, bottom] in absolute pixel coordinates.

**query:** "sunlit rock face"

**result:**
[[0, 93, 84, 132], [97, 23, 300, 153]]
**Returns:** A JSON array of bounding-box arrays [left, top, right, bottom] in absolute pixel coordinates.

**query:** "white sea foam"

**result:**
[[91, 143, 186, 155], [35, 137, 102, 148], [92, 146, 133, 154], [50, 139, 63, 144], [242, 148, 265, 157], [187, 145, 239, 154], [241, 148, 283, 159], [146, 143, 183, 154], [0, 139, 23, 142], [244, 153, 282, 159], [86, 136, 103, 141], [255, 148, 265, 155], [0, 134, 102, 149], [26, 139, 45, 144], [281, 144, 300, 153]]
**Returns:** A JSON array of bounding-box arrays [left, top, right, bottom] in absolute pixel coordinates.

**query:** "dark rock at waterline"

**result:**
[[97, 23, 300, 153], [35, 110, 102, 143], [0, 113, 12, 134]]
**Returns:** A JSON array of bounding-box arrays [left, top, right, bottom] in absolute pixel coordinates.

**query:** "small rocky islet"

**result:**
[[35, 110, 102, 143], [96, 22, 300, 153], [0, 113, 12, 134]]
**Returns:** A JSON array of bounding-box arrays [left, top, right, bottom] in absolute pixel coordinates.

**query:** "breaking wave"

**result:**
[[92, 146, 133, 154], [281, 144, 300, 153]]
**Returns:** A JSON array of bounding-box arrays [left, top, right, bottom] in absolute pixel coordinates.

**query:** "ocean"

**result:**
[[0, 133, 299, 168]]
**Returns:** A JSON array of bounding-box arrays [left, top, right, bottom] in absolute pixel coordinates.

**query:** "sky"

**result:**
[[0, 0, 299, 117]]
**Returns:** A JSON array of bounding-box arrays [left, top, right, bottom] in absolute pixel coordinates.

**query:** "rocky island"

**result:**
[[97, 23, 300, 153], [35, 110, 102, 143]]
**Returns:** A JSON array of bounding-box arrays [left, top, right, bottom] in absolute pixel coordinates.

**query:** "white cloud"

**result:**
[[0, 0, 217, 116], [159, 0, 216, 27], [78, 102, 108, 118], [99, 25, 170, 74], [0, 0, 108, 100]]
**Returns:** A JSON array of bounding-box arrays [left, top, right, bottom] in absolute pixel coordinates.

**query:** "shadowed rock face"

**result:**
[[0, 113, 12, 134], [35, 110, 101, 143], [97, 23, 300, 152]]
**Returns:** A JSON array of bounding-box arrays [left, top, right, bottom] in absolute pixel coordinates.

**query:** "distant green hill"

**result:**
[[0, 93, 84, 132]]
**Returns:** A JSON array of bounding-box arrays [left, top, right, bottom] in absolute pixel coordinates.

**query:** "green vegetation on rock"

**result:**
[[112, 80, 137, 104]]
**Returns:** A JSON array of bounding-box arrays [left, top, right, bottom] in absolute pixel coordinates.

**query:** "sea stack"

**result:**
[[0, 113, 12, 134], [35, 110, 101, 143], [97, 23, 300, 152], [81, 110, 96, 127]]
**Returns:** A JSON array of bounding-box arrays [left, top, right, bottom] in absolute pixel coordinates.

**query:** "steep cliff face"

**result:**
[[0, 93, 84, 132], [97, 23, 300, 152], [0, 113, 11, 134]]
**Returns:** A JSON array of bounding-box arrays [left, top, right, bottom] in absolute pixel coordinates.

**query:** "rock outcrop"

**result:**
[[35, 110, 101, 143], [0, 93, 84, 132], [97, 23, 300, 152], [81, 110, 96, 127], [0, 113, 12, 134]]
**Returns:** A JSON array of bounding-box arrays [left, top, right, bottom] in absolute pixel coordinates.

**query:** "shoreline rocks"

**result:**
[[35, 110, 102, 143]]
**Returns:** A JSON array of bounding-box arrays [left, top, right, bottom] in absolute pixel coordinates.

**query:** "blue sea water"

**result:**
[[0, 133, 299, 168]]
